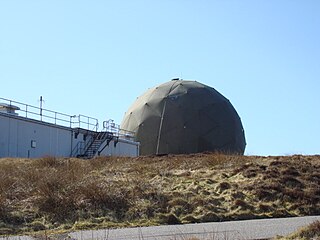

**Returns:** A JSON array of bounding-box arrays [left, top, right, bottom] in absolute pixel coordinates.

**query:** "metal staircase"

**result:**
[[71, 118, 136, 158], [83, 131, 113, 158]]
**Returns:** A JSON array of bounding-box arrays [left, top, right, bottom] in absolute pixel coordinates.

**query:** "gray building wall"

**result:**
[[97, 138, 140, 157], [0, 112, 139, 158], [0, 113, 84, 158]]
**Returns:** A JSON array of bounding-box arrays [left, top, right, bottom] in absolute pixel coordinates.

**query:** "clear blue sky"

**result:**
[[1, 0, 319, 156]]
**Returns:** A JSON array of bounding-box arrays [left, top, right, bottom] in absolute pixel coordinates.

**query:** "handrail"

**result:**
[[103, 119, 135, 141], [78, 114, 99, 132], [83, 131, 114, 158], [82, 134, 96, 156], [71, 141, 85, 157], [0, 97, 99, 131], [73, 131, 104, 158]]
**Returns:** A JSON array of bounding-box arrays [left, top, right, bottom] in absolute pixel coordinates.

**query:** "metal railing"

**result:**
[[76, 114, 99, 131], [71, 141, 86, 157], [103, 119, 135, 141], [0, 97, 99, 131]]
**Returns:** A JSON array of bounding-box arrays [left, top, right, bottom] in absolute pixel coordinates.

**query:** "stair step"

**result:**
[[80, 131, 114, 158]]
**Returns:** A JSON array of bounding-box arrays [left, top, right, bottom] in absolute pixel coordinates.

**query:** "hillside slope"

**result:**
[[0, 154, 319, 235]]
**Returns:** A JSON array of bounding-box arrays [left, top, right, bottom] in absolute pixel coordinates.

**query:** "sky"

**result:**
[[0, 0, 319, 156]]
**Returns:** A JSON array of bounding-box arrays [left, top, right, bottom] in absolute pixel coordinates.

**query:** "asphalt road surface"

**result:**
[[2, 216, 320, 240]]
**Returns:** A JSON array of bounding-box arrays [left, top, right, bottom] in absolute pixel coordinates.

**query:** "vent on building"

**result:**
[[0, 103, 20, 115]]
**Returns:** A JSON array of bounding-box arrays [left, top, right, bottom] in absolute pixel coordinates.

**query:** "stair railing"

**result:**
[[97, 133, 114, 156], [71, 141, 85, 157], [82, 131, 110, 157]]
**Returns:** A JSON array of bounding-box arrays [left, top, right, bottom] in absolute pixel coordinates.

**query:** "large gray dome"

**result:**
[[121, 80, 246, 155]]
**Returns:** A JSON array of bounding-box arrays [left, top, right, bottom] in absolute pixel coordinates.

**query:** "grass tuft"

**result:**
[[276, 220, 320, 239]]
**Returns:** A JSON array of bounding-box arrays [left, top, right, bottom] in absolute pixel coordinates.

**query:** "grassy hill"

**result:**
[[0, 153, 319, 236]]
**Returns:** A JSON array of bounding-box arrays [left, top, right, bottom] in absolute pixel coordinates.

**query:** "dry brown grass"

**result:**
[[276, 220, 320, 239], [0, 153, 319, 236]]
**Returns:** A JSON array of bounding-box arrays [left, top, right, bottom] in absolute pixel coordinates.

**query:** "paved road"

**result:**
[[2, 216, 320, 240]]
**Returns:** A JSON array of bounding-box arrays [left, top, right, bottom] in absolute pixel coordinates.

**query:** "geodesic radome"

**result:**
[[121, 80, 246, 155]]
